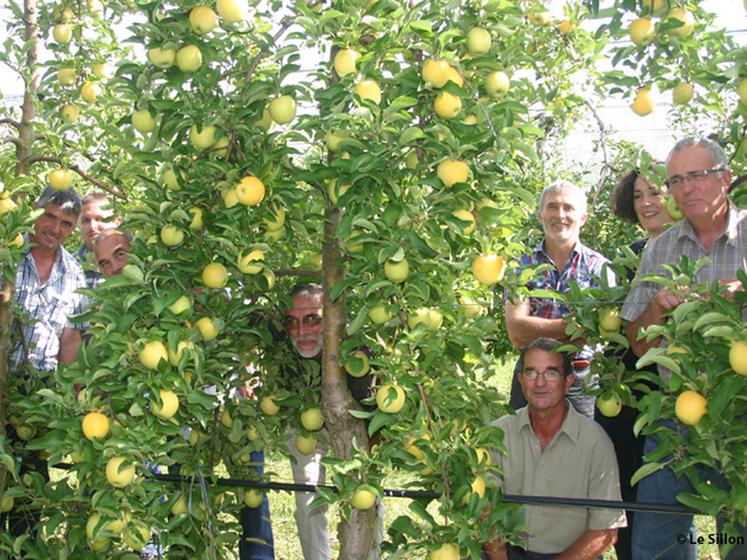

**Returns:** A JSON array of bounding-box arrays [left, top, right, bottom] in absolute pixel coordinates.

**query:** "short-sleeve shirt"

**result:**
[[490, 403, 626, 554], [621, 205, 747, 325], [10, 246, 88, 373], [506, 240, 612, 359]]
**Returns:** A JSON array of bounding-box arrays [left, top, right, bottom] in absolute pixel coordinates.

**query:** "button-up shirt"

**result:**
[[10, 245, 88, 373], [74, 244, 102, 290], [490, 403, 626, 554]]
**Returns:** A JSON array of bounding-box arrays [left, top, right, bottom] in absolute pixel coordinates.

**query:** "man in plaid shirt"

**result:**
[[505, 180, 612, 418]]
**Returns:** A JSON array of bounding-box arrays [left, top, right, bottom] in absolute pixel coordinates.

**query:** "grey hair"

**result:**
[[517, 337, 573, 377], [537, 180, 587, 215], [93, 228, 132, 249], [36, 186, 82, 216], [666, 137, 729, 170], [290, 283, 323, 299]]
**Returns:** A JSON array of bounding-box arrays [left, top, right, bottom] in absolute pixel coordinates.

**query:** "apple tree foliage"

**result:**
[[0, 0, 745, 558]]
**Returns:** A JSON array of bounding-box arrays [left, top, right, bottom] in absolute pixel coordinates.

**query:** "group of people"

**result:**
[[3, 134, 746, 560]]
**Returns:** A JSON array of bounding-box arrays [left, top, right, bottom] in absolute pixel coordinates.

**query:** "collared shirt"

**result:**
[[490, 403, 626, 554], [74, 244, 102, 290], [507, 240, 612, 360], [621, 205, 747, 324], [10, 245, 88, 373]]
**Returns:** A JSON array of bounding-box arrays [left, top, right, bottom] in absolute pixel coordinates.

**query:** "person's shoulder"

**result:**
[[573, 409, 616, 450], [491, 408, 525, 430]]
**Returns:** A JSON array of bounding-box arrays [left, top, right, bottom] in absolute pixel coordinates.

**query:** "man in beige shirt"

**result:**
[[485, 338, 626, 559]]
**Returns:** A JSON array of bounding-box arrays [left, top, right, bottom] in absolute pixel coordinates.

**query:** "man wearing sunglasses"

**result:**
[[484, 337, 625, 560], [621, 137, 747, 560]]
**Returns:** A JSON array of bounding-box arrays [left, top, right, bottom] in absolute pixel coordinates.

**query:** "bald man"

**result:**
[[93, 229, 131, 278]]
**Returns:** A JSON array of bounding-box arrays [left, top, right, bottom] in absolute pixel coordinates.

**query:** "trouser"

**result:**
[[594, 404, 644, 560], [239, 450, 275, 560], [286, 429, 384, 560], [632, 425, 747, 560], [509, 361, 596, 418]]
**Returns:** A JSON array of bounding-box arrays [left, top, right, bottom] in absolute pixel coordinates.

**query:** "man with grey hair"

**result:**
[[505, 180, 612, 418], [4, 186, 88, 535], [621, 137, 746, 559]]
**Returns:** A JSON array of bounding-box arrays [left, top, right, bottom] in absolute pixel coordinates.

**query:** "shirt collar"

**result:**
[[534, 239, 585, 260], [677, 203, 742, 247]]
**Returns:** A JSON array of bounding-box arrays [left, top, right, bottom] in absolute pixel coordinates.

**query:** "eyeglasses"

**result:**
[[284, 314, 323, 331], [521, 368, 564, 381], [665, 168, 725, 189]]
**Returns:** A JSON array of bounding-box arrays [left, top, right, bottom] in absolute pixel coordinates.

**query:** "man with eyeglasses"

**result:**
[[484, 337, 625, 560], [621, 137, 747, 560]]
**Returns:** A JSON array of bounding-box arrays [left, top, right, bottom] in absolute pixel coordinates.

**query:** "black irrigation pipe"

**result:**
[[54, 464, 698, 516]]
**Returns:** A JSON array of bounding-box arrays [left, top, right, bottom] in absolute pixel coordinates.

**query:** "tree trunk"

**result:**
[[0, 0, 39, 497], [321, 207, 375, 560]]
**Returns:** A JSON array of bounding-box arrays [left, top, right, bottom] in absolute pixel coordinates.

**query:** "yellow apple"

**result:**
[[254, 106, 273, 129], [151, 390, 179, 419], [528, 11, 551, 25], [422, 58, 449, 88], [80, 81, 101, 103], [368, 304, 392, 324], [53, 23, 72, 44], [598, 308, 622, 332], [105, 456, 136, 488], [460, 295, 484, 319], [202, 262, 228, 288], [596, 393, 622, 417], [375, 384, 405, 413], [161, 166, 180, 190], [729, 340, 747, 375], [558, 20, 574, 34], [132, 109, 157, 134], [87, 0, 103, 16], [326, 130, 348, 152], [407, 307, 443, 331], [631, 87, 654, 116], [434, 91, 461, 118], [665, 8, 695, 38], [147, 47, 176, 69], [333, 48, 360, 77], [122, 523, 151, 551], [243, 489, 264, 508], [212, 135, 230, 158], [642, 0, 666, 15], [176, 45, 203, 73], [235, 175, 266, 206], [428, 543, 459, 560], [189, 124, 217, 149], [0, 495, 14, 513], [485, 71, 510, 97], [189, 207, 203, 230], [437, 159, 469, 187], [217, 0, 246, 22], [268, 95, 296, 124], [81, 411, 110, 440], [139, 340, 168, 369], [238, 249, 265, 274], [195, 317, 218, 341], [444, 66, 464, 87], [472, 254, 506, 285], [171, 495, 188, 516], [354, 79, 382, 105], [300, 407, 324, 431], [345, 350, 370, 378], [167, 341, 194, 366], [295, 433, 317, 455], [675, 390, 707, 425], [629, 18, 655, 47], [672, 83, 694, 105], [189, 6, 217, 34], [48, 168, 73, 190], [58, 67, 76, 85], [160, 225, 184, 247], [61, 104, 79, 123], [168, 295, 192, 314], [263, 207, 286, 231], [466, 27, 491, 55], [259, 395, 279, 416], [452, 209, 476, 234], [737, 78, 747, 105], [384, 258, 409, 283], [351, 486, 377, 510], [91, 62, 106, 78]]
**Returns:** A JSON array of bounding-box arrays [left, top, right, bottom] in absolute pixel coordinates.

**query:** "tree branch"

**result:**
[[1, 136, 21, 146], [23, 155, 128, 200], [584, 100, 611, 205], [0, 118, 21, 129]]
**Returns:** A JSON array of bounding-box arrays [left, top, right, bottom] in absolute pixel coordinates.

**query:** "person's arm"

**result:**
[[625, 288, 684, 357], [58, 327, 81, 363], [556, 528, 617, 560], [505, 300, 569, 349]]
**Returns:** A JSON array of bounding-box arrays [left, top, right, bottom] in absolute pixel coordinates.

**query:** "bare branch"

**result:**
[[0, 118, 21, 129], [23, 155, 128, 200], [1, 136, 21, 146], [584, 100, 611, 205]]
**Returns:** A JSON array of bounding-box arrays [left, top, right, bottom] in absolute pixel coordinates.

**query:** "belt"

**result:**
[[571, 359, 590, 371]]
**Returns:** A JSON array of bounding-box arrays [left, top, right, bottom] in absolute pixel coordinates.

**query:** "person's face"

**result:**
[[32, 204, 77, 251], [80, 199, 118, 250], [632, 176, 670, 236], [667, 146, 731, 223], [95, 234, 130, 277], [519, 348, 574, 413], [285, 292, 323, 358], [538, 190, 588, 245]]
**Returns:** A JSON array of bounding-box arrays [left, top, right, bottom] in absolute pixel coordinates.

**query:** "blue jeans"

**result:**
[[633, 425, 747, 560], [239, 450, 274, 560]]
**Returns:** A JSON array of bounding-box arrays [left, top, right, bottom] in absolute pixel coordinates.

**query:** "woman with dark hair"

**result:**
[[597, 167, 674, 560]]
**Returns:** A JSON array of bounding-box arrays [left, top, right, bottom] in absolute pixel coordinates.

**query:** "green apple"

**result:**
[[368, 304, 392, 324], [665, 195, 683, 220], [350, 485, 377, 510], [268, 95, 296, 124], [189, 6, 217, 34], [375, 384, 405, 413], [344, 350, 370, 378], [485, 71, 510, 97], [53, 23, 72, 44], [217, 0, 247, 22], [160, 226, 184, 247], [466, 27, 491, 55], [148, 47, 176, 69], [598, 307, 621, 332], [58, 67, 76, 85], [132, 109, 157, 134], [168, 295, 192, 315], [384, 258, 409, 283], [596, 393, 622, 417], [300, 407, 324, 431], [176, 45, 203, 73], [189, 124, 217, 150]]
